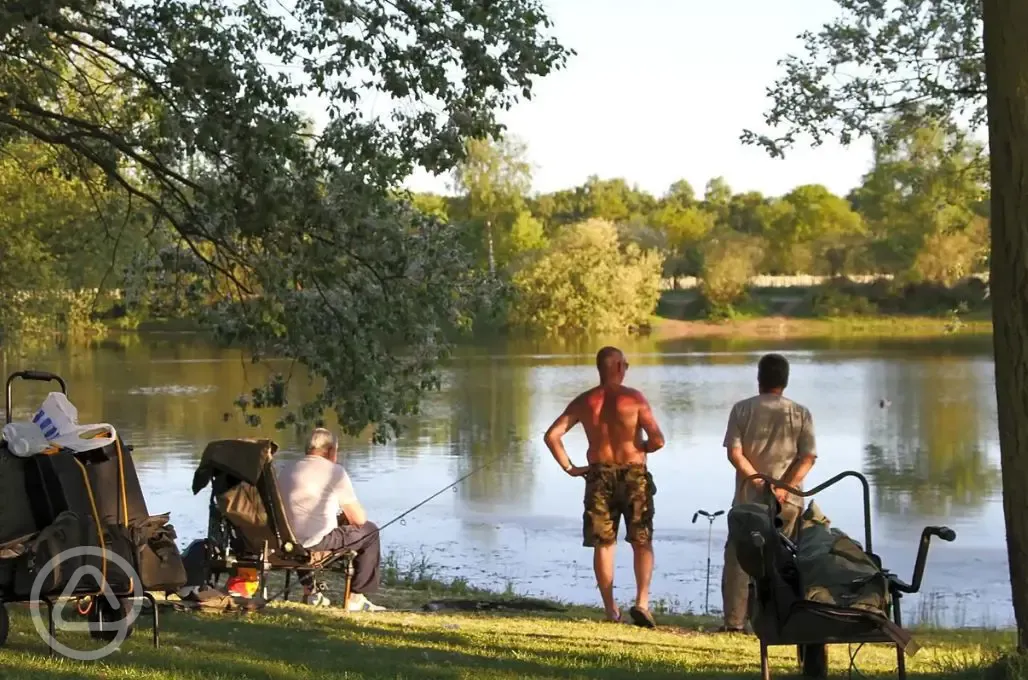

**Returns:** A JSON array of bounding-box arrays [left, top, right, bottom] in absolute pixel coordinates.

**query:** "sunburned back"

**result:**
[[576, 386, 646, 465]]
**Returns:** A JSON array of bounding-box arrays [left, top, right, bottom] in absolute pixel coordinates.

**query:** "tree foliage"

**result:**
[[761, 184, 866, 275], [1, 0, 572, 441], [699, 235, 764, 309], [451, 135, 533, 272], [852, 113, 990, 274], [741, 0, 985, 157], [508, 219, 663, 336]]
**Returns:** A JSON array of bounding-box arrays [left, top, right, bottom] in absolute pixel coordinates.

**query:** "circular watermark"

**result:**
[[28, 546, 144, 660]]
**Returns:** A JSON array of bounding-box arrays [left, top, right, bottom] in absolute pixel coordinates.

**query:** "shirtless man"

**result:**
[[543, 346, 666, 627]]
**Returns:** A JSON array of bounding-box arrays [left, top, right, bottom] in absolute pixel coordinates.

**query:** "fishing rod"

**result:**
[[260, 454, 504, 603], [373, 457, 501, 536]]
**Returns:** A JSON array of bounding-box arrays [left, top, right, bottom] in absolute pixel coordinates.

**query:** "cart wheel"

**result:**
[[0, 603, 8, 648], [88, 597, 134, 643], [798, 643, 828, 678]]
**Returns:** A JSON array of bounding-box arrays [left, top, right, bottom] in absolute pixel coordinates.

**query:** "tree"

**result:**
[[984, 0, 1028, 653], [503, 211, 548, 267], [851, 114, 990, 275], [740, 0, 985, 157], [451, 135, 533, 273], [703, 177, 733, 224], [408, 193, 451, 222], [576, 176, 657, 224], [761, 184, 866, 276], [2, 1, 572, 441], [662, 179, 696, 208], [650, 203, 714, 278], [0, 136, 147, 339], [745, 0, 1027, 653], [699, 235, 764, 311], [726, 191, 769, 235], [508, 219, 663, 336]]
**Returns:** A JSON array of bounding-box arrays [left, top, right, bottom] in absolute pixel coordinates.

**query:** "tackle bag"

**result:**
[[795, 502, 890, 616]]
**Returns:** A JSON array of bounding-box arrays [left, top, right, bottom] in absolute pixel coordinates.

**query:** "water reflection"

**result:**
[[863, 356, 1001, 521], [447, 352, 535, 510]]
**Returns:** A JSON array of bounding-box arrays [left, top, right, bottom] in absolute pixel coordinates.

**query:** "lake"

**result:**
[[0, 331, 1008, 628]]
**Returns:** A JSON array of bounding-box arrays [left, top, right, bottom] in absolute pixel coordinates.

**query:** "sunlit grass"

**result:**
[[0, 554, 1014, 680]]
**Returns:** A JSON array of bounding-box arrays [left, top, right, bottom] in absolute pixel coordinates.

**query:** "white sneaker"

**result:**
[[302, 591, 331, 608], [346, 593, 385, 612]]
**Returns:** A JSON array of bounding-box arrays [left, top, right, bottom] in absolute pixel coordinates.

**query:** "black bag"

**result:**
[[13, 511, 89, 596], [0, 446, 45, 546], [130, 514, 187, 592], [180, 539, 213, 589]]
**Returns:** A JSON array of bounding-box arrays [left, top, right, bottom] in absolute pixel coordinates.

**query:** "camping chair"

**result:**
[[191, 439, 359, 608], [738, 471, 955, 680]]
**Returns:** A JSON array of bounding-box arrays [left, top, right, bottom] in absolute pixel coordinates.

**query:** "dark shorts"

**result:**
[[582, 463, 656, 547]]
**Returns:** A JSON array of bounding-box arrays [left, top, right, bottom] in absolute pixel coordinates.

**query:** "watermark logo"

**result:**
[[28, 546, 143, 660]]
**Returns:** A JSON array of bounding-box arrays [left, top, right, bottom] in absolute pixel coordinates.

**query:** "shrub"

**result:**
[[810, 286, 878, 317], [699, 236, 763, 308], [508, 219, 664, 335]]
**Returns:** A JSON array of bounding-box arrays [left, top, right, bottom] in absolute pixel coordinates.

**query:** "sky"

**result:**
[[300, 0, 877, 200]]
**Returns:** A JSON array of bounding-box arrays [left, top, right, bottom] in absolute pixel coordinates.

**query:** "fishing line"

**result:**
[[373, 457, 502, 536]]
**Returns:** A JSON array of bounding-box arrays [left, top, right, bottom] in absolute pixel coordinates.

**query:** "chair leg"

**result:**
[[143, 592, 159, 649], [342, 564, 353, 611], [894, 594, 906, 680], [43, 598, 56, 658], [761, 641, 771, 680], [283, 571, 291, 602]]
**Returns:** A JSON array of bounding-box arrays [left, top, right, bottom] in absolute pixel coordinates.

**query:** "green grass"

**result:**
[[0, 560, 1015, 680]]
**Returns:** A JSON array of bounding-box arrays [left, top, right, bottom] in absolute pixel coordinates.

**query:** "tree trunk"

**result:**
[[487, 219, 495, 275], [983, 0, 1028, 652]]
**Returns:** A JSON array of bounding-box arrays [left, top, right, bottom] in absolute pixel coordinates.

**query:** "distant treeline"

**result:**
[[0, 112, 990, 339]]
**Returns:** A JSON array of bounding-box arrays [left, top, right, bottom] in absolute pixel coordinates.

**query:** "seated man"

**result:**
[[277, 427, 384, 611]]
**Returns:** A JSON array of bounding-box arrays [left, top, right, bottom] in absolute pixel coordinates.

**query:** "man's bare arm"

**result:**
[[780, 454, 816, 490], [636, 397, 665, 453], [727, 444, 762, 487], [544, 404, 586, 476], [340, 500, 367, 527]]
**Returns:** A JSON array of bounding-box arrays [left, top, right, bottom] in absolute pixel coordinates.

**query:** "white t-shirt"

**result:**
[[276, 456, 358, 548]]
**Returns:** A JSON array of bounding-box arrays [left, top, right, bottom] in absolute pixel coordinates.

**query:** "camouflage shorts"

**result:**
[[582, 464, 656, 547]]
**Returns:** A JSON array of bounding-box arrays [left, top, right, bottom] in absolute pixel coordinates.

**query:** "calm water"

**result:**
[[0, 332, 1008, 627]]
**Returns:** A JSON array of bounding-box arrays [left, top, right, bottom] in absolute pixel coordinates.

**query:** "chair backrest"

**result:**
[[197, 439, 304, 558]]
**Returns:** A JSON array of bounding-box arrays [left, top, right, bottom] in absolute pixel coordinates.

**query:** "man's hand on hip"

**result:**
[[566, 465, 589, 478]]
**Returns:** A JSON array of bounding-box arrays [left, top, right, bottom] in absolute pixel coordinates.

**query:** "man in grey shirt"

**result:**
[[719, 353, 817, 632]]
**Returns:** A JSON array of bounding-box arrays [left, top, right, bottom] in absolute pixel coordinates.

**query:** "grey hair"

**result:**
[[305, 427, 338, 455]]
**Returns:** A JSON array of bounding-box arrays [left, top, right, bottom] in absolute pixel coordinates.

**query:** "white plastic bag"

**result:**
[[32, 392, 79, 439], [32, 391, 117, 452]]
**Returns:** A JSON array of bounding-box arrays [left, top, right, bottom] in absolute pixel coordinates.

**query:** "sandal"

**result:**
[[714, 625, 745, 633], [629, 605, 656, 629]]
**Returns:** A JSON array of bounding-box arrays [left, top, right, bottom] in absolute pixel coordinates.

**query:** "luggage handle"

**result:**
[[5, 370, 68, 424]]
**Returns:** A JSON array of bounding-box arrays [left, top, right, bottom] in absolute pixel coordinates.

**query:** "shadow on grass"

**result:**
[[0, 604, 1004, 680]]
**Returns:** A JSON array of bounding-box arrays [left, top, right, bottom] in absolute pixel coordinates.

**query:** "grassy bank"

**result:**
[[649, 314, 993, 340], [0, 558, 1015, 679]]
